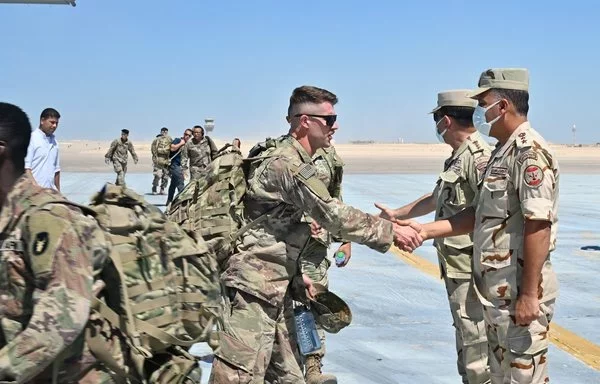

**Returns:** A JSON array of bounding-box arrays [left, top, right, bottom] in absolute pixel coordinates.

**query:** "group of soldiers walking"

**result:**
[[0, 66, 560, 384]]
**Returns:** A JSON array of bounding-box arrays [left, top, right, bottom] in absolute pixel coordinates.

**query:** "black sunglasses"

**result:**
[[294, 113, 337, 127]]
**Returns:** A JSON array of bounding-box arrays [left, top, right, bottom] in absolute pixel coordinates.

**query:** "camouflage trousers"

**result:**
[[112, 161, 127, 186], [299, 239, 331, 358], [152, 164, 170, 192], [483, 299, 555, 384], [443, 275, 490, 384], [210, 289, 304, 384]]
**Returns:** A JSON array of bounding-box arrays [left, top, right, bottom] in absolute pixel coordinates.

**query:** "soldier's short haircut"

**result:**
[[193, 125, 204, 134], [287, 85, 338, 117], [433, 106, 475, 128], [161, 127, 168, 132], [40, 107, 60, 120], [491, 89, 529, 116], [0, 102, 32, 171]]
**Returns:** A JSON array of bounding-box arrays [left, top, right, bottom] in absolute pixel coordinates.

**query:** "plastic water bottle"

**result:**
[[334, 251, 346, 267], [294, 305, 321, 355]]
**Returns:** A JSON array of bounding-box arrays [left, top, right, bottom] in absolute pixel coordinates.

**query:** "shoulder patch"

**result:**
[[474, 155, 489, 172], [26, 211, 69, 277], [524, 165, 544, 187], [517, 149, 538, 165], [467, 138, 484, 153], [33, 232, 49, 255], [297, 163, 317, 180]]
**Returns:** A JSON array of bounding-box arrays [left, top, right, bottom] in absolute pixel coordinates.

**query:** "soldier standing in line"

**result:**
[[0, 102, 114, 383], [416, 69, 560, 384], [209, 86, 422, 384], [151, 127, 172, 195], [376, 90, 492, 384], [104, 128, 138, 186], [181, 125, 218, 181]]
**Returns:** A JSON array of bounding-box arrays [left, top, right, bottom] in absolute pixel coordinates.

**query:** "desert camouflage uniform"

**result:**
[[432, 131, 491, 384], [0, 174, 114, 383], [105, 139, 138, 186], [473, 122, 559, 384], [210, 136, 393, 384], [151, 135, 172, 193], [181, 137, 218, 181], [299, 146, 345, 361]]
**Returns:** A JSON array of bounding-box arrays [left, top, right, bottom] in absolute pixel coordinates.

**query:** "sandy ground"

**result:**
[[59, 139, 600, 174]]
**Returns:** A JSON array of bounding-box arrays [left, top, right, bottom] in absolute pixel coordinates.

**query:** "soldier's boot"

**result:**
[[160, 188, 166, 195], [305, 355, 337, 384], [152, 186, 157, 195]]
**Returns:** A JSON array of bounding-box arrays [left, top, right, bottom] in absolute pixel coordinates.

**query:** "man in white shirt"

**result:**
[[24, 108, 61, 191]]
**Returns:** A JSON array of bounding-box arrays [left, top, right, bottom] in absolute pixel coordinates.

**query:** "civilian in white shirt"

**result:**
[[24, 108, 61, 191]]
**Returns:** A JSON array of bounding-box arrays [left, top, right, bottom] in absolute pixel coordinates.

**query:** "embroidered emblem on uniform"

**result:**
[[517, 151, 538, 164], [298, 164, 316, 179], [524, 165, 543, 187], [33, 232, 49, 256], [518, 132, 527, 144], [451, 159, 462, 175], [474, 156, 488, 172], [490, 166, 508, 177]]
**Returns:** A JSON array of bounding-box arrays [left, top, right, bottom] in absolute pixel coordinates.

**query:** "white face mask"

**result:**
[[435, 117, 447, 143], [472, 100, 502, 136]]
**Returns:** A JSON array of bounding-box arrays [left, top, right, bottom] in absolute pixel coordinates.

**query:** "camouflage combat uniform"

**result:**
[[299, 146, 345, 361], [181, 136, 218, 181], [432, 131, 491, 384], [105, 138, 138, 186], [210, 136, 393, 384], [151, 134, 172, 193], [0, 174, 113, 383], [473, 122, 559, 384]]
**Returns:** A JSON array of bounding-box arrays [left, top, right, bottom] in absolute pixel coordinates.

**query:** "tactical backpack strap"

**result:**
[[231, 202, 285, 241]]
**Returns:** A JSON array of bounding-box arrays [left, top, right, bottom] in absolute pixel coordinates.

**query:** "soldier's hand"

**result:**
[[374, 203, 396, 220], [310, 221, 323, 238], [302, 274, 317, 300], [335, 242, 352, 267], [515, 294, 541, 326], [392, 222, 423, 252]]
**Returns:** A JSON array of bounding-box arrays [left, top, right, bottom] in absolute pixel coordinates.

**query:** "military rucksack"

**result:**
[[166, 137, 285, 267], [154, 135, 173, 167], [85, 184, 221, 383]]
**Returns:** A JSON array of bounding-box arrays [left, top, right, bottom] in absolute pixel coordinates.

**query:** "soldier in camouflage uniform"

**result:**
[[181, 125, 218, 181], [151, 127, 172, 195], [104, 129, 138, 186], [210, 86, 423, 384], [299, 145, 351, 384], [376, 90, 492, 384], [418, 69, 559, 384], [0, 102, 114, 383]]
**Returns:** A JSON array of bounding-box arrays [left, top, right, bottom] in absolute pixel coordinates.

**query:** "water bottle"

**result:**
[[294, 305, 321, 355], [334, 251, 346, 267]]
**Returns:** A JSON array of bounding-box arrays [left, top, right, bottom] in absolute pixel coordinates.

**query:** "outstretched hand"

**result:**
[[374, 203, 396, 220]]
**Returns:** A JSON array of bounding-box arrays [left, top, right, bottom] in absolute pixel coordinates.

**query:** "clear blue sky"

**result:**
[[1, 0, 598, 144]]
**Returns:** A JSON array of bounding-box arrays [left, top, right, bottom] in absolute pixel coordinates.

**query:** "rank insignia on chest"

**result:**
[[297, 164, 317, 180]]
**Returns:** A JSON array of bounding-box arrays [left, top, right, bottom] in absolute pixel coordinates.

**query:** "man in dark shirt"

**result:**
[[166, 129, 192, 206]]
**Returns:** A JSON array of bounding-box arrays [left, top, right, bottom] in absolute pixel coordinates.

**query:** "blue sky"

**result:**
[[1, 0, 599, 144]]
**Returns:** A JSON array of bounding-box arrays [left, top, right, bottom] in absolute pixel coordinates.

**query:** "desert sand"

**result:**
[[59, 139, 600, 174]]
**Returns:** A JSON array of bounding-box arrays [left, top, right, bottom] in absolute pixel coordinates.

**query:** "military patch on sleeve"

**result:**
[[517, 150, 538, 165], [297, 163, 317, 180], [33, 232, 50, 255], [474, 156, 488, 172], [524, 165, 544, 187]]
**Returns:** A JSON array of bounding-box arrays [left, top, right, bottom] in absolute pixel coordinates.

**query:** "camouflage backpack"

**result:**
[[154, 135, 173, 166], [166, 137, 285, 267], [85, 184, 221, 383]]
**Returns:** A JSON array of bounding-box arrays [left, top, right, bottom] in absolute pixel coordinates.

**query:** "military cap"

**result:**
[[430, 89, 477, 114], [121, 129, 129, 134], [310, 284, 352, 334], [468, 68, 529, 98]]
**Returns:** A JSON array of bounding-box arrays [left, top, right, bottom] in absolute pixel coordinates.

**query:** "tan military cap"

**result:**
[[468, 68, 529, 98], [430, 89, 477, 114]]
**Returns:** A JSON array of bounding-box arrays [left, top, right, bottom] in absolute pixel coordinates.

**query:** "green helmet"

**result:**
[[310, 285, 352, 334]]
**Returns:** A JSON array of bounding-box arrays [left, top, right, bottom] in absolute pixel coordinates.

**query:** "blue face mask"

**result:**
[[472, 100, 501, 136], [435, 117, 447, 143]]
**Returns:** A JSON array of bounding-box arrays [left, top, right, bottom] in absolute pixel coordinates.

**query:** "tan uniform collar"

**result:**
[[492, 121, 531, 160]]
